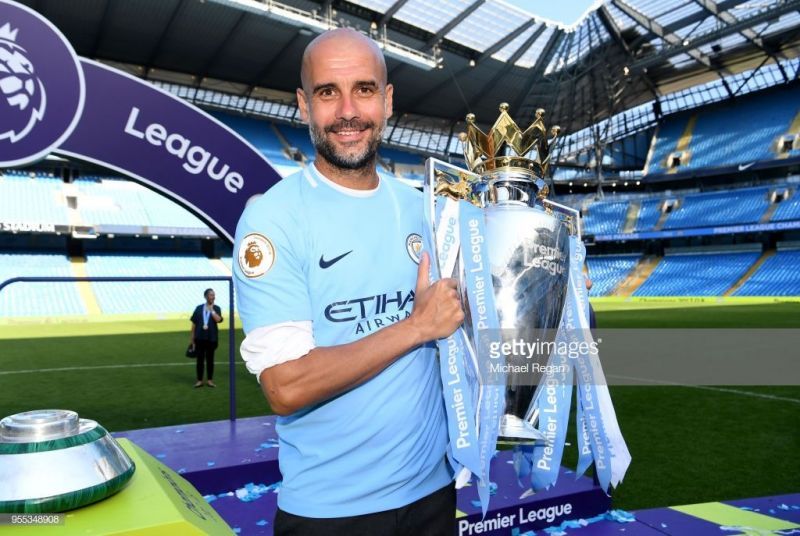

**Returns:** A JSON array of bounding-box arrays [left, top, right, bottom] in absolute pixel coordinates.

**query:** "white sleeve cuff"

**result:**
[[240, 321, 315, 382]]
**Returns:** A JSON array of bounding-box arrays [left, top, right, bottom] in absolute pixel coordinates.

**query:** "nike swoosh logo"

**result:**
[[738, 162, 754, 171], [319, 250, 352, 269]]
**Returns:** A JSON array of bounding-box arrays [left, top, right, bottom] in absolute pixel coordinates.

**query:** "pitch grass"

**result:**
[[0, 303, 798, 511]]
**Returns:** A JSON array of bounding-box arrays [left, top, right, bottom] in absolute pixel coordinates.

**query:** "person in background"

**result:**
[[190, 288, 223, 388]]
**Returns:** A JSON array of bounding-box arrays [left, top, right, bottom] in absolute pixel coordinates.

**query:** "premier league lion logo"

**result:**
[[244, 241, 263, 268], [0, 22, 46, 143]]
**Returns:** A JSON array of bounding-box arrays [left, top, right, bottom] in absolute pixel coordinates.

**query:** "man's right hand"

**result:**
[[407, 252, 465, 344]]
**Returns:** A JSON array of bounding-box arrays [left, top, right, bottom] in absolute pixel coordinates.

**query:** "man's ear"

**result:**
[[384, 83, 394, 119], [297, 88, 309, 123]]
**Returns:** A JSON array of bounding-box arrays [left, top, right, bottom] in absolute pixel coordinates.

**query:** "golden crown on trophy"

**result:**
[[459, 103, 560, 178]]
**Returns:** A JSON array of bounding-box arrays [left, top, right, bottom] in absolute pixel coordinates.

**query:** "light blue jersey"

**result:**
[[233, 164, 451, 517]]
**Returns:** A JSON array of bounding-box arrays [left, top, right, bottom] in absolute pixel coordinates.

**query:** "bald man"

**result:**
[[233, 29, 461, 535]]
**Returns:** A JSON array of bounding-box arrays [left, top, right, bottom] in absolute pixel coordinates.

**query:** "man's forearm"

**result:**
[[259, 317, 426, 415]]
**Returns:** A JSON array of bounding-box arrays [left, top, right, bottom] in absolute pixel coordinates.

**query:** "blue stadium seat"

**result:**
[[586, 255, 640, 296], [75, 179, 208, 229], [0, 175, 68, 225], [84, 254, 232, 315], [634, 198, 663, 232], [772, 190, 800, 222], [733, 250, 800, 296], [582, 201, 628, 235], [0, 253, 86, 317], [634, 251, 760, 296], [380, 148, 424, 167], [662, 188, 769, 229], [646, 86, 800, 174], [276, 124, 316, 161]]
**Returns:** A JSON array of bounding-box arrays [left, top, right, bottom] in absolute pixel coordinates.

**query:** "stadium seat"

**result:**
[[733, 250, 800, 296], [83, 254, 232, 315], [582, 201, 629, 235], [0, 253, 86, 317], [771, 190, 800, 222], [586, 255, 640, 296], [634, 251, 760, 296], [662, 188, 769, 229]]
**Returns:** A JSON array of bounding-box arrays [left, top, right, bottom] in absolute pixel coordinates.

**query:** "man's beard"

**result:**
[[309, 117, 385, 171]]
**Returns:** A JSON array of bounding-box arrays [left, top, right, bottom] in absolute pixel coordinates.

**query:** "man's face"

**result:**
[[206, 291, 215, 304], [297, 37, 393, 171]]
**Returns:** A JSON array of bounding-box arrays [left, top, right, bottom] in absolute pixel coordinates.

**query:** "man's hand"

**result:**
[[407, 252, 465, 344]]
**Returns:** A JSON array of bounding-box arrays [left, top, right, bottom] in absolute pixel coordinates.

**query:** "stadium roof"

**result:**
[[20, 0, 800, 159]]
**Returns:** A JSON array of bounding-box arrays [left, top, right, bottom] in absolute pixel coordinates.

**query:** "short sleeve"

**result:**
[[233, 195, 312, 335], [189, 306, 198, 324]]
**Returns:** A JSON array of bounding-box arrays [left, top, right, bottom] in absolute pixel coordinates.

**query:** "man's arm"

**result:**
[[210, 305, 223, 323], [260, 252, 463, 416]]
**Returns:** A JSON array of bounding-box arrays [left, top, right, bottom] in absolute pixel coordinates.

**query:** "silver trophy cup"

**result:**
[[427, 104, 578, 444]]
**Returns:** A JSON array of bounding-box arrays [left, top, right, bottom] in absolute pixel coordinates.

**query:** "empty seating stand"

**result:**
[[734, 250, 800, 296], [0, 253, 86, 317], [663, 187, 770, 229], [646, 85, 800, 174], [582, 201, 629, 235], [586, 255, 640, 296], [634, 251, 760, 296]]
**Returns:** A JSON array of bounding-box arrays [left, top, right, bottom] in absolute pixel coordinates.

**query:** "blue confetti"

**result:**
[[739, 506, 754, 511], [256, 520, 269, 526], [471, 500, 482, 508], [203, 494, 217, 503], [156, 454, 166, 459], [233, 528, 241, 534], [207, 461, 216, 467], [778, 504, 790, 510], [178, 468, 187, 474], [175, 429, 184, 434], [770, 509, 777, 514], [661, 523, 668, 528], [489, 482, 498, 496]]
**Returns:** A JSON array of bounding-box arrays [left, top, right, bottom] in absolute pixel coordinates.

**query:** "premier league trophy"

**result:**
[[422, 104, 630, 512]]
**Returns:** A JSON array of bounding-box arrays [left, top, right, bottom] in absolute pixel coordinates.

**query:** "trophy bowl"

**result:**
[[0, 409, 135, 513]]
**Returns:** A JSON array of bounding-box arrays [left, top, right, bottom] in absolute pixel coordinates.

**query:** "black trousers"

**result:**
[[195, 339, 217, 381], [274, 483, 456, 536]]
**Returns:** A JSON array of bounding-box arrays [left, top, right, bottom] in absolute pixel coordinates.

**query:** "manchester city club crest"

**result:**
[[406, 233, 422, 264]]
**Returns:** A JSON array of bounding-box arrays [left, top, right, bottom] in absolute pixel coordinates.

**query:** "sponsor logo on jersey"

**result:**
[[238, 233, 275, 278]]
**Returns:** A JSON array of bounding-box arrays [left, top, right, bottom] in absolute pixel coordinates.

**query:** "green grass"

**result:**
[[0, 303, 798, 511]]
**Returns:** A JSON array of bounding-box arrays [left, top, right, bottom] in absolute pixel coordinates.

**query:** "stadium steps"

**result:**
[[210, 258, 232, 276], [270, 123, 304, 164], [760, 200, 780, 223], [667, 114, 697, 175], [612, 255, 662, 297], [62, 182, 85, 227], [69, 256, 102, 315], [653, 201, 677, 231], [622, 201, 640, 233], [775, 110, 800, 160], [724, 249, 775, 296]]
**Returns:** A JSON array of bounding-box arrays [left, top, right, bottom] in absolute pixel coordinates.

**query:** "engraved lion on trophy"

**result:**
[[244, 241, 263, 268], [0, 23, 46, 143]]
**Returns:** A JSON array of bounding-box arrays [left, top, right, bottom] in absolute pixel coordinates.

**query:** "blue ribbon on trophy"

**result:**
[[423, 103, 630, 513]]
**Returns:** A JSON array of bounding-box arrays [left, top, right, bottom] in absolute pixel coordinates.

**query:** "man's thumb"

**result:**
[[415, 251, 431, 294]]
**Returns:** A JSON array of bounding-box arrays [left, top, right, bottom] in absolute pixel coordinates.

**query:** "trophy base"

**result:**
[[497, 414, 546, 445]]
